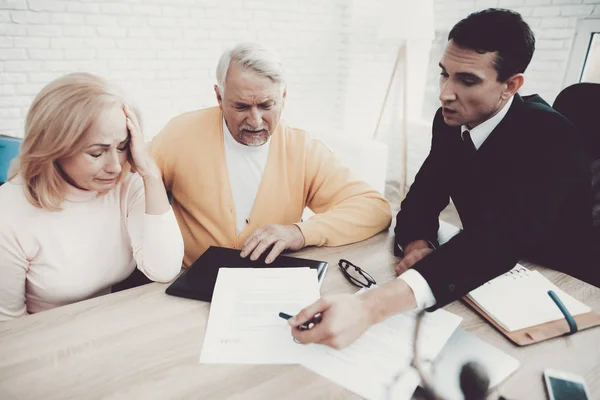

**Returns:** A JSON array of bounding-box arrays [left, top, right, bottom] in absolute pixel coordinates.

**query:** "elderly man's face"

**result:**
[[215, 62, 286, 146]]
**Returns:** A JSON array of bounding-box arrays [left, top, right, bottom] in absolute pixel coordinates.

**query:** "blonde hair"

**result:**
[[10, 72, 136, 210]]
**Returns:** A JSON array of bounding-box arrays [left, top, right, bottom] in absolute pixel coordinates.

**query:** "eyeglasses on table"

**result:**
[[338, 259, 377, 288]]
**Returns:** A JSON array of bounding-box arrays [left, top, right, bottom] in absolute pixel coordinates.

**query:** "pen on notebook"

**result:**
[[547, 290, 578, 334], [279, 312, 322, 331]]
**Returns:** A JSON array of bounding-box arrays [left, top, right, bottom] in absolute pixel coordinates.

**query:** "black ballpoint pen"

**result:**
[[279, 312, 322, 331]]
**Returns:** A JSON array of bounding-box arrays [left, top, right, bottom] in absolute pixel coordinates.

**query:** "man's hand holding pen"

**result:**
[[286, 294, 375, 350], [285, 279, 418, 350]]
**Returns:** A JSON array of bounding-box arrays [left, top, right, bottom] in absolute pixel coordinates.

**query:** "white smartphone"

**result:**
[[543, 368, 591, 400]]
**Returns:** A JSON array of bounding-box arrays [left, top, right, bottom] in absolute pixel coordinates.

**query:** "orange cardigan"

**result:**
[[151, 107, 392, 267]]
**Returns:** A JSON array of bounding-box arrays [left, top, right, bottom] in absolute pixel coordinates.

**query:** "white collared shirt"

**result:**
[[461, 95, 514, 150], [222, 119, 271, 235], [398, 96, 514, 309]]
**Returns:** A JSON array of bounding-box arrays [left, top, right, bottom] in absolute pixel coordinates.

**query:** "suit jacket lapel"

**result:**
[[476, 93, 525, 158]]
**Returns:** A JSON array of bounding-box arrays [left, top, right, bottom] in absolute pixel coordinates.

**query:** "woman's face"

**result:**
[[57, 104, 130, 192]]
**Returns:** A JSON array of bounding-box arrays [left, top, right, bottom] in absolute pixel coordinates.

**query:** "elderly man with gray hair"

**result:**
[[151, 42, 391, 267]]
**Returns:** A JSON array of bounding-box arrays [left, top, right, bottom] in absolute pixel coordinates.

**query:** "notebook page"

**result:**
[[467, 270, 591, 332]]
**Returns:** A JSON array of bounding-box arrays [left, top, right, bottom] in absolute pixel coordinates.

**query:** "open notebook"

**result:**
[[437, 221, 598, 343], [466, 266, 590, 332]]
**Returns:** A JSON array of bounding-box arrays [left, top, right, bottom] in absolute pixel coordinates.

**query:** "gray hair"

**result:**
[[216, 42, 286, 96]]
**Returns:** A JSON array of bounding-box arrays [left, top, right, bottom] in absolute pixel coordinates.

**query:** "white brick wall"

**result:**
[[2, 0, 600, 199], [0, 0, 350, 140]]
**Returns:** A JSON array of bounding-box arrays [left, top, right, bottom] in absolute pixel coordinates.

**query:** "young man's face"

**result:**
[[438, 40, 510, 129]]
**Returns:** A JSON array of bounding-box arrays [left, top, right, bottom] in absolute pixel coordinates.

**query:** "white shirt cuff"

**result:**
[[398, 269, 437, 309]]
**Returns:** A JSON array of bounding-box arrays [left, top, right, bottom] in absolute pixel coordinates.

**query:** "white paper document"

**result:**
[[199, 267, 320, 364], [200, 267, 463, 400], [301, 308, 462, 400]]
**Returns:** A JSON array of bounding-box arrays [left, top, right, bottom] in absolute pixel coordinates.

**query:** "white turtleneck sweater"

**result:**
[[0, 173, 184, 321]]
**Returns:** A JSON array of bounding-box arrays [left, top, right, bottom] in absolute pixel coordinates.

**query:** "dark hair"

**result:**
[[448, 8, 535, 82]]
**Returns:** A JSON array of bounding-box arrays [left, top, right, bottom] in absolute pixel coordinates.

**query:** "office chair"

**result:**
[[553, 83, 600, 287], [553, 83, 600, 159]]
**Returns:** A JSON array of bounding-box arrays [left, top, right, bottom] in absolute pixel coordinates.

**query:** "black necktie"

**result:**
[[462, 130, 477, 156]]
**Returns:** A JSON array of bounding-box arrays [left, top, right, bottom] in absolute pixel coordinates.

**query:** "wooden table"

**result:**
[[1, 229, 599, 400]]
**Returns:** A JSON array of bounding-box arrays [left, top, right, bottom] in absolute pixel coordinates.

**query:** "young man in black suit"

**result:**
[[288, 8, 593, 350]]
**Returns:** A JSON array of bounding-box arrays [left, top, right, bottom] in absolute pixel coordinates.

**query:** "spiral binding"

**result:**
[[482, 266, 530, 286], [504, 266, 530, 279]]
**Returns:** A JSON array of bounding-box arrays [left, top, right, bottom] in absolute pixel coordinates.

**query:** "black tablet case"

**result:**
[[166, 246, 328, 302]]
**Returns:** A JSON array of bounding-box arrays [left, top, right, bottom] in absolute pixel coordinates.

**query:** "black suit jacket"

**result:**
[[394, 94, 594, 309]]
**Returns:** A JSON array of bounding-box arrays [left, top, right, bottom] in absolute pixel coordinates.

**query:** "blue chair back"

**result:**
[[0, 135, 22, 183]]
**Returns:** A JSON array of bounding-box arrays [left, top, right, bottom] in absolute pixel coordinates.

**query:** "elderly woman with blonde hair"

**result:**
[[0, 73, 184, 320]]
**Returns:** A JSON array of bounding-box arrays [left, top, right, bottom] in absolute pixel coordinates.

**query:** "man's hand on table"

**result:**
[[240, 224, 306, 264]]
